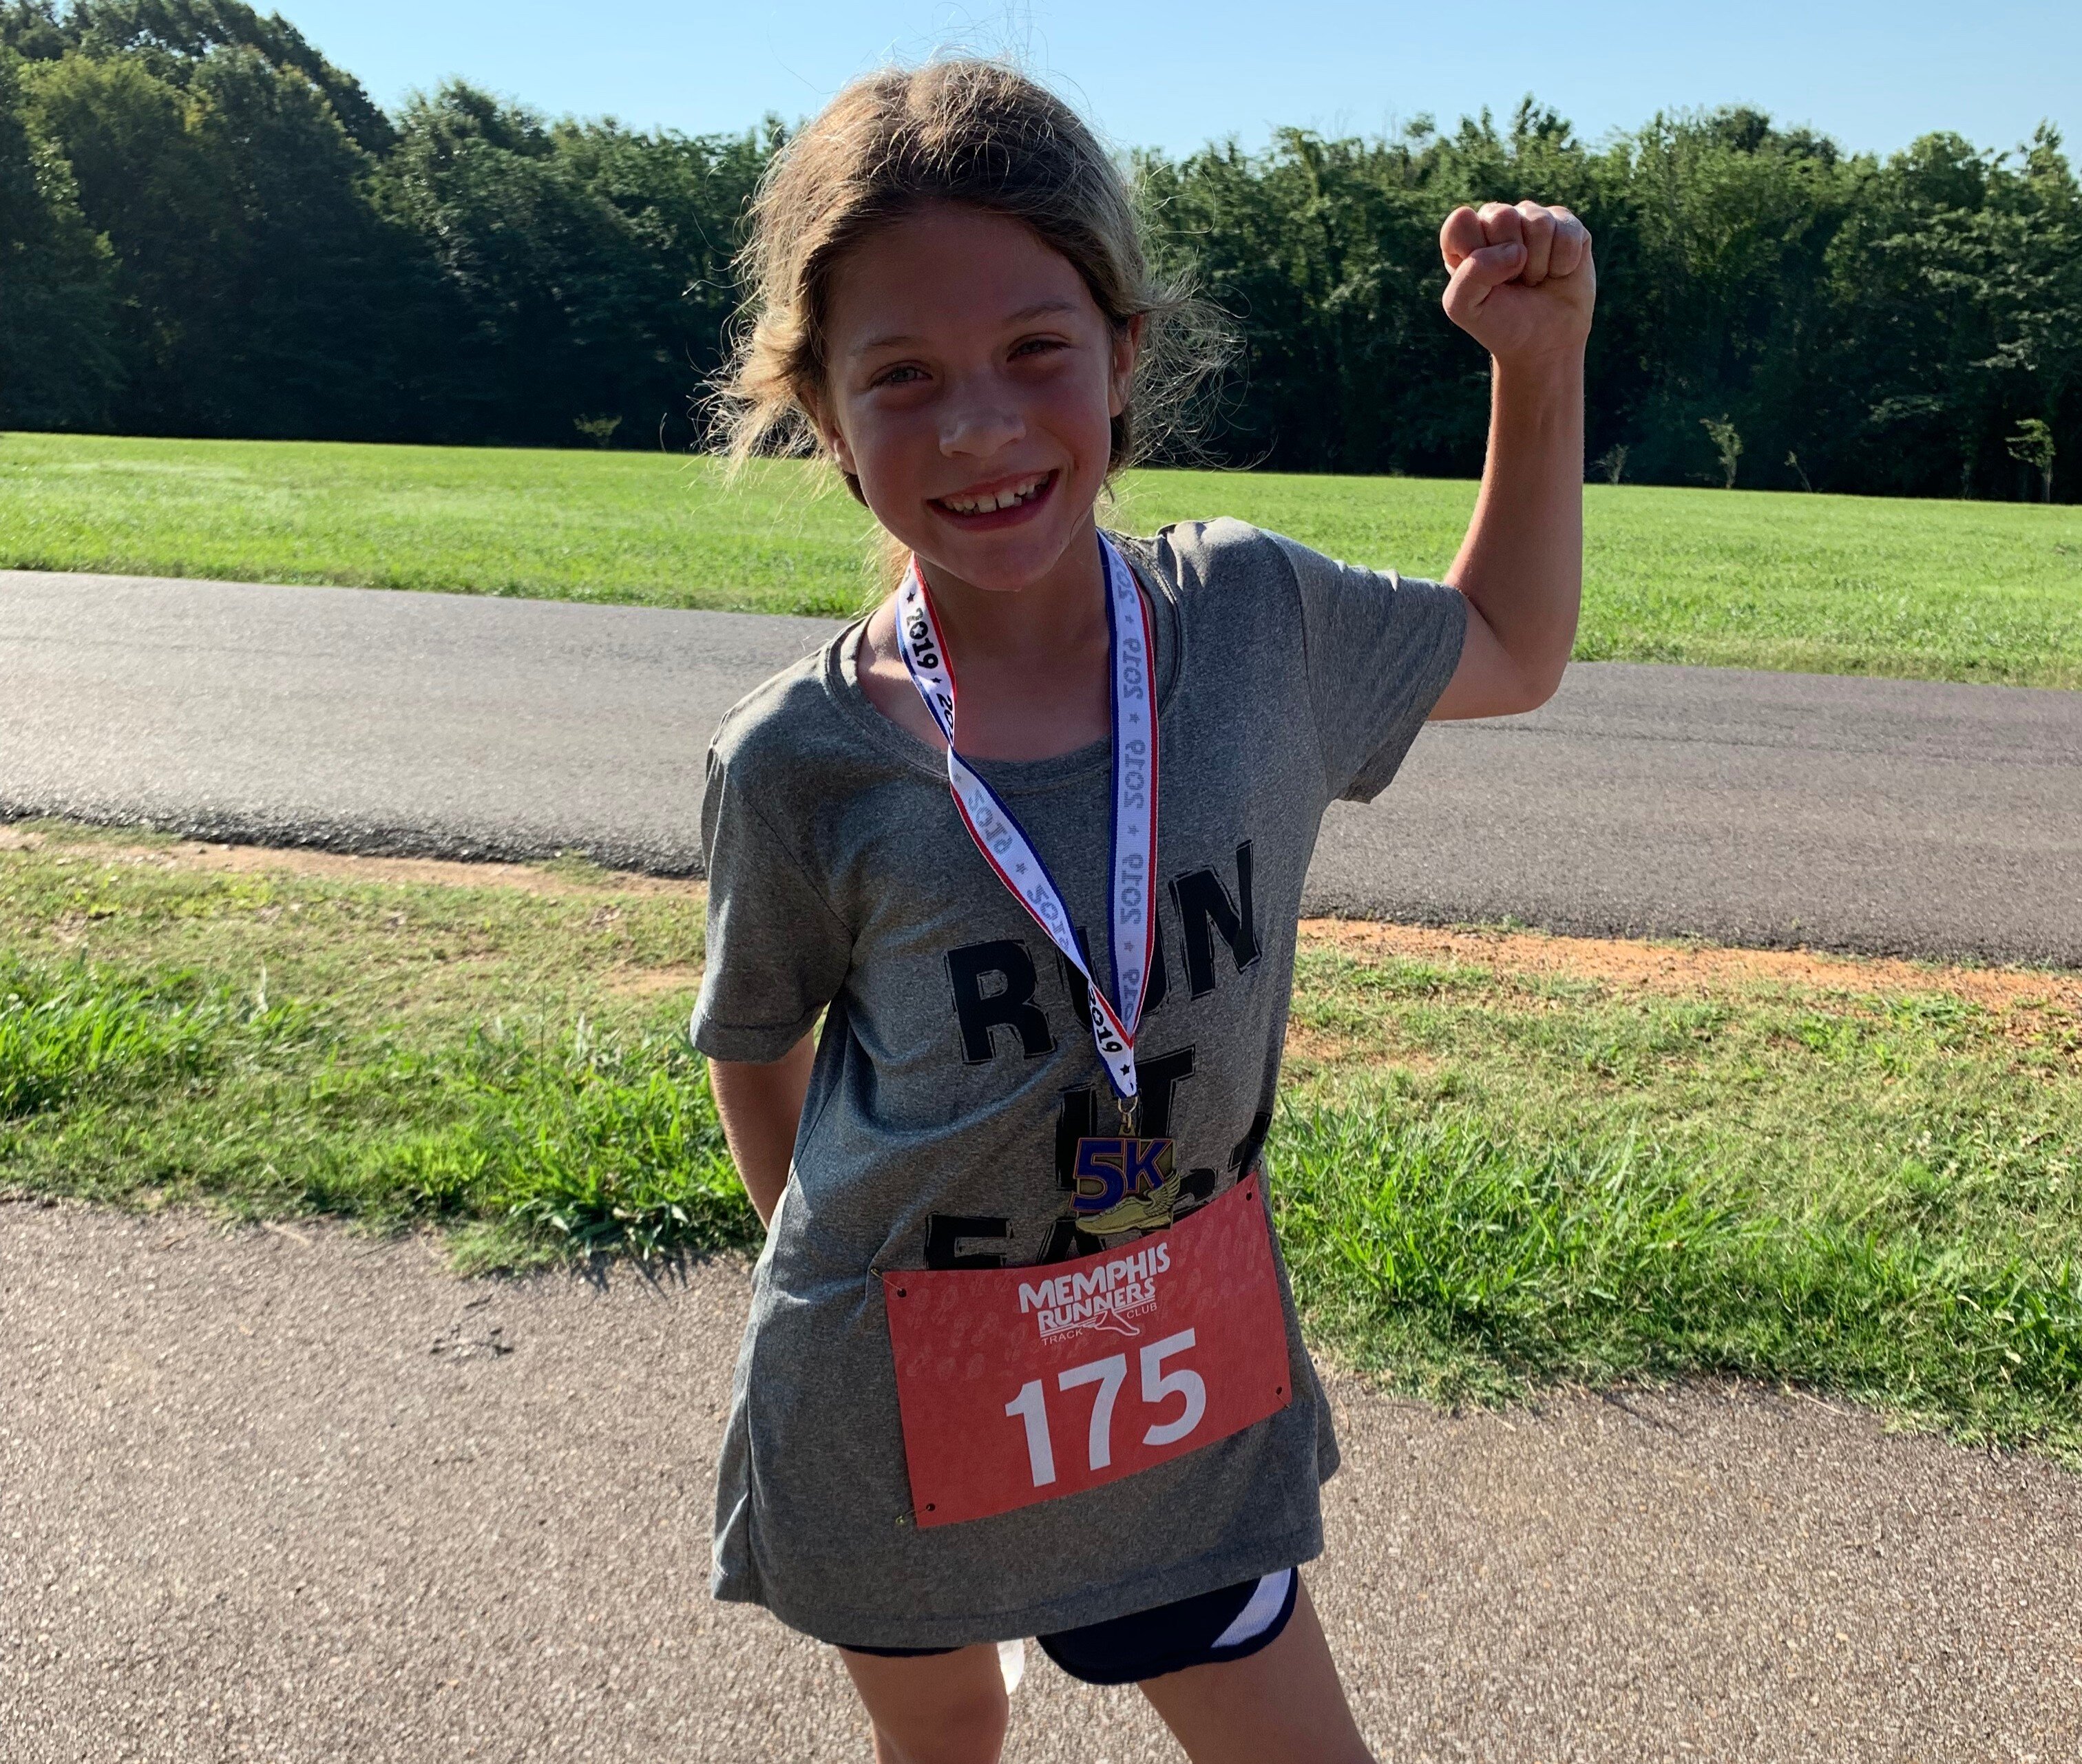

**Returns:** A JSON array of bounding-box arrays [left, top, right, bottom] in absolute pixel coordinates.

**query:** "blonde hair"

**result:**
[[713, 57, 1225, 503]]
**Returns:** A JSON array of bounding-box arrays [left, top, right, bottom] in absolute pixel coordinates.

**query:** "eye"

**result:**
[[1011, 336, 1069, 360], [871, 363, 927, 388]]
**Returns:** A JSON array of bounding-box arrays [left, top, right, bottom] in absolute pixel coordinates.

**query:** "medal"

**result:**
[[896, 534, 1175, 1228]]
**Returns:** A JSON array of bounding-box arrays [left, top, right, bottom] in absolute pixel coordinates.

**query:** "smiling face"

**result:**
[[814, 203, 1139, 595]]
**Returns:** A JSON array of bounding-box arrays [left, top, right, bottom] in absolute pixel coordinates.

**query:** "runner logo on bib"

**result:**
[[887, 534, 1292, 1528]]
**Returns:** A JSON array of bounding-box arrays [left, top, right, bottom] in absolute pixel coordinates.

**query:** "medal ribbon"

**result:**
[[894, 533, 1158, 1104]]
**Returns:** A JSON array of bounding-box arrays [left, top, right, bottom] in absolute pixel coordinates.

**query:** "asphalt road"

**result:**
[[5, 1199, 2076, 1764], [3, 569, 2079, 965]]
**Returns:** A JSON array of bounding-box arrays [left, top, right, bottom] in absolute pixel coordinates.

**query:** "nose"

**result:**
[[938, 381, 1026, 459]]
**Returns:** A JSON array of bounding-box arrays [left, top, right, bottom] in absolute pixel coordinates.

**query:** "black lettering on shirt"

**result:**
[[1131, 1044, 1196, 1139], [945, 939, 1055, 1062], [1057, 910, 1170, 1018], [1053, 1084, 1099, 1190], [923, 1214, 1011, 1270], [1228, 1109, 1273, 1176], [1171, 841, 1261, 998]]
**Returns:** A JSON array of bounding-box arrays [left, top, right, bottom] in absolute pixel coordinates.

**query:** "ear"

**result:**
[[799, 379, 857, 476], [1108, 313, 1146, 419], [823, 421, 859, 479], [809, 395, 859, 479]]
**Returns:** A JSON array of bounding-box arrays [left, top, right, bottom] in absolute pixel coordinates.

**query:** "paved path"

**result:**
[[3, 569, 2079, 965], [3, 1200, 2075, 1763]]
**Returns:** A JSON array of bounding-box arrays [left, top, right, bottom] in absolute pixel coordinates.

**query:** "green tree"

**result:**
[[1701, 415, 1743, 487], [0, 3, 2074, 493], [0, 45, 118, 425], [3, 0, 391, 149], [182, 43, 429, 437], [8, 1, 427, 437], [380, 84, 768, 446], [2008, 417, 2056, 501], [1137, 102, 1613, 476], [19, 47, 232, 428]]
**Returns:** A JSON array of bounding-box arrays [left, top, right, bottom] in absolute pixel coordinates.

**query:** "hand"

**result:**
[[1439, 201, 1595, 367]]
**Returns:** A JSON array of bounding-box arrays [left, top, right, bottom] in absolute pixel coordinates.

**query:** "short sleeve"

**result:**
[[690, 737, 852, 1063], [1267, 531, 1469, 804]]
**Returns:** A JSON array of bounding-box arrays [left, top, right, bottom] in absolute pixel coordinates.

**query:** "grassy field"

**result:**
[[3, 821, 2076, 1460], [4, 431, 2079, 688]]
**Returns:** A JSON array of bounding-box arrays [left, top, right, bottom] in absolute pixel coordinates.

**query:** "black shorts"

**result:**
[[840, 1567, 1298, 1687]]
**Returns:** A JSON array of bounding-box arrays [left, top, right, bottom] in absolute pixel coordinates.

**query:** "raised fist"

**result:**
[[1439, 200, 1596, 366]]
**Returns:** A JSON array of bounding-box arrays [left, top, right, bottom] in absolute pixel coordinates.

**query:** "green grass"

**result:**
[[0, 826, 741, 1270], [0, 432, 877, 618], [5, 432, 2079, 686], [2, 822, 2078, 1457], [1275, 938, 2081, 1451], [1120, 471, 2082, 690]]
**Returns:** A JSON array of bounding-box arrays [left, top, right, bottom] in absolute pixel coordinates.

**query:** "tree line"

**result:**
[[2, 1, 2075, 498]]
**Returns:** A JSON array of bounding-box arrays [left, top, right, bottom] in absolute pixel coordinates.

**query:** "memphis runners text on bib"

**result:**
[[882, 1177, 1292, 1529]]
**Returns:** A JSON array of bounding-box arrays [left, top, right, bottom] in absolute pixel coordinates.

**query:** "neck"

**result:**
[[915, 518, 1109, 667]]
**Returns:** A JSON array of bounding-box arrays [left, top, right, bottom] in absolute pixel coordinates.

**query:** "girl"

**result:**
[[695, 59, 1592, 1764]]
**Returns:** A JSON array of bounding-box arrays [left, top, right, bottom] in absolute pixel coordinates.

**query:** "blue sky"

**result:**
[[272, 1, 2076, 160]]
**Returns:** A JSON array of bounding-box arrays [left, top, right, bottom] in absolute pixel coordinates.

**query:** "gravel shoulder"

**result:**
[[5, 1199, 2076, 1763]]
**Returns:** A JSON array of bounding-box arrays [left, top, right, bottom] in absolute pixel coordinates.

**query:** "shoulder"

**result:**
[[1116, 519, 1305, 644], [1133, 516, 1294, 594], [1128, 515, 1464, 674], [1131, 518, 1389, 611], [706, 625, 861, 792]]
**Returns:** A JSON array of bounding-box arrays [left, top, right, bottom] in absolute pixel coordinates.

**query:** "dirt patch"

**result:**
[[604, 964, 705, 998], [1283, 1018, 1442, 1070], [1299, 916, 2082, 1016], [6, 823, 2073, 1018], [0, 825, 706, 901]]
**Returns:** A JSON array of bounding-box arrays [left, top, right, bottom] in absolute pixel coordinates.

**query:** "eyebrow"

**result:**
[[850, 300, 1082, 357]]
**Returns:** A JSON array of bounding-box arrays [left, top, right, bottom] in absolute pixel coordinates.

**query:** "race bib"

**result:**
[[883, 1177, 1293, 1529]]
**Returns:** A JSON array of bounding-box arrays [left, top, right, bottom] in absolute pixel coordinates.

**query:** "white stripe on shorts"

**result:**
[[1210, 1568, 1293, 1652]]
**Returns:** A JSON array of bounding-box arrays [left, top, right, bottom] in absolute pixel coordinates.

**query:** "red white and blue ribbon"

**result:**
[[895, 534, 1158, 1105]]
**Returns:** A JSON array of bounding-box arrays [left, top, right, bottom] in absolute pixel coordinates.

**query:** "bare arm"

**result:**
[[708, 1036, 816, 1227], [1427, 200, 1597, 722]]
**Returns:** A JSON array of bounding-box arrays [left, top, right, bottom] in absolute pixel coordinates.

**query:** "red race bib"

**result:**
[[883, 1177, 1293, 1529]]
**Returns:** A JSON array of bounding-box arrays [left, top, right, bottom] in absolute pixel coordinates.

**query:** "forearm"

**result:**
[[708, 1036, 816, 1226], [1441, 353, 1585, 714]]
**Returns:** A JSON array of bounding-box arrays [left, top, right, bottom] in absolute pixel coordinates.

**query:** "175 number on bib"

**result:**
[[1003, 1327, 1206, 1488], [883, 1177, 1292, 1528]]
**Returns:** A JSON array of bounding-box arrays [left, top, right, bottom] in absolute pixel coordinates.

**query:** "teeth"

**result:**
[[943, 474, 1046, 514]]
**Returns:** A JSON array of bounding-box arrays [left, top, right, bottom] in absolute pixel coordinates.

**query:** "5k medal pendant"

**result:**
[[1070, 1096, 1178, 1237], [1070, 1131, 1181, 1237]]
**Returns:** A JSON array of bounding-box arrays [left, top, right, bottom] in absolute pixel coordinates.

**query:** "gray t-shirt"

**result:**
[[693, 517, 1466, 1648]]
